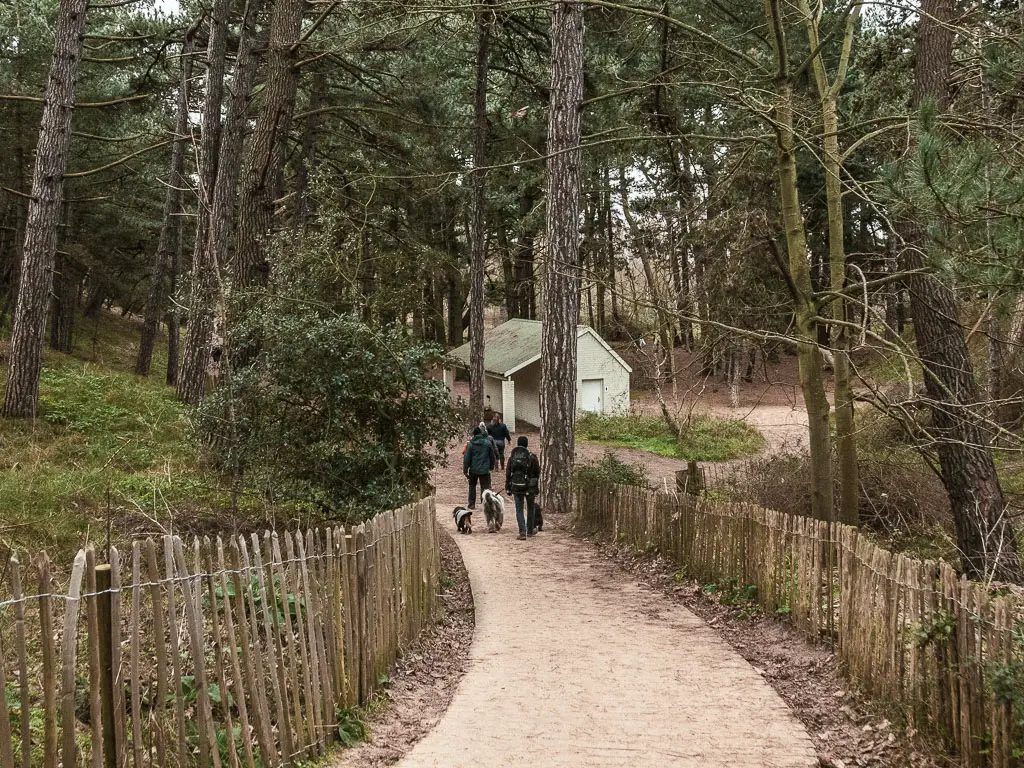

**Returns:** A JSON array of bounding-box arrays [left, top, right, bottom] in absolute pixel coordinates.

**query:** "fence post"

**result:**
[[94, 564, 116, 768], [676, 461, 704, 496]]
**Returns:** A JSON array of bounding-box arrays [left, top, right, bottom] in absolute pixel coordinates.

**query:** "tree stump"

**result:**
[[676, 461, 704, 496]]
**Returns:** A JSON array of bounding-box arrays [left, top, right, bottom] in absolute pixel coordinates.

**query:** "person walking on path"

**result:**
[[465, 422, 497, 459], [479, 421, 498, 454], [464, 426, 497, 509], [487, 413, 512, 469], [506, 436, 541, 539]]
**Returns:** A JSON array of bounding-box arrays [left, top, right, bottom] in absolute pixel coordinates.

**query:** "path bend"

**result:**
[[396, 501, 817, 767]]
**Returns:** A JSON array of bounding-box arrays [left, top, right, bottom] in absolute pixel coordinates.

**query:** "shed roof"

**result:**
[[448, 319, 632, 377]]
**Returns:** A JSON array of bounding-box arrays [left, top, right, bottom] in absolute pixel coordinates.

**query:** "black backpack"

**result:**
[[508, 449, 531, 493]]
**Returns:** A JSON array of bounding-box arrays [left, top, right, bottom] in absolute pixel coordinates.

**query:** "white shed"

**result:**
[[445, 319, 632, 432]]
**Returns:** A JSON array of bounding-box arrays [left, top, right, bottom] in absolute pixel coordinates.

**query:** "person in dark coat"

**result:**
[[487, 414, 512, 470], [463, 426, 497, 509], [479, 421, 498, 456], [506, 435, 542, 539]]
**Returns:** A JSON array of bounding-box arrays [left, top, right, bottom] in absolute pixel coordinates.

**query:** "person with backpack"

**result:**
[[506, 435, 541, 539], [463, 426, 497, 509], [487, 413, 512, 470]]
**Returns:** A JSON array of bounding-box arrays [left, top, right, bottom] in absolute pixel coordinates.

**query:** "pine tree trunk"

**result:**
[[540, 0, 584, 516], [0, 96, 29, 327], [233, 0, 305, 291], [511, 190, 536, 320], [165, 229, 182, 386], [619, 168, 676, 402], [447, 270, 462, 345], [177, 0, 232, 405], [468, 1, 493, 422], [652, 11, 693, 349], [83, 281, 105, 318], [582, 190, 597, 329], [196, 0, 265, 371], [900, 0, 1022, 582], [2, 0, 89, 418], [988, 297, 1002, 417], [49, 250, 77, 353], [502, 229, 518, 320], [605, 171, 620, 334], [594, 173, 607, 334], [294, 70, 326, 228], [137, 27, 195, 377], [431, 272, 446, 343]]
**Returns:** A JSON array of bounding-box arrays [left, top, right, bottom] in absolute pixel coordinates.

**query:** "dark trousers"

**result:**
[[468, 472, 491, 507], [513, 493, 537, 534], [495, 442, 506, 470]]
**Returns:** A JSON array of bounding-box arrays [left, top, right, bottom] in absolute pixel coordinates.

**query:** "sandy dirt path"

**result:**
[[391, 461, 817, 767]]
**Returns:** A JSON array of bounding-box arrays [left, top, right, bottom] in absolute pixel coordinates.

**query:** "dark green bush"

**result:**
[[195, 236, 459, 522]]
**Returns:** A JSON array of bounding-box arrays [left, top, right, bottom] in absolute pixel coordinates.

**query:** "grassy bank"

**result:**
[[575, 412, 764, 462], [0, 313, 241, 558]]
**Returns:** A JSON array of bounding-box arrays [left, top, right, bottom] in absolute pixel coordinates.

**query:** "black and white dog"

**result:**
[[453, 506, 473, 534], [481, 489, 505, 533]]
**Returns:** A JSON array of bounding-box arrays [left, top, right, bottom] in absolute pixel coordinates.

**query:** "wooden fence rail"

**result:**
[[0, 497, 440, 768], [576, 484, 1022, 767]]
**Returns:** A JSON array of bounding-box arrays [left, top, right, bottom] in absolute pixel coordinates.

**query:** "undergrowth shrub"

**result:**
[[196, 315, 457, 522], [725, 414, 955, 560], [574, 451, 649, 490], [196, 224, 459, 523]]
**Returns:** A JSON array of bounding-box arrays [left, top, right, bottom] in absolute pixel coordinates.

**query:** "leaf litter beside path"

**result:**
[[330, 527, 474, 767], [581, 534, 953, 768]]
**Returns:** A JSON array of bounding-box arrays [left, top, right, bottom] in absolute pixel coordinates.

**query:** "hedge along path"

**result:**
[[396, 484, 816, 767], [0, 497, 440, 768]]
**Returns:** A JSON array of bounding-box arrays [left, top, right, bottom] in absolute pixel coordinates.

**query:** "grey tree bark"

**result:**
[[800, 0, 861, 525], [540, 0, 585, 516], [2, 0, 90, 417], [165, 229, 183, 386], [177, 0, 232, 404], [232, 0, 305, 292], [293, 70, 326, 229], [137, 26, 196, 377], [49, 249, 77, 353]]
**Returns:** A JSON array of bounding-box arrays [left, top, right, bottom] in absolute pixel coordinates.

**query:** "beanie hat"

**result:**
[[473, 426, 482, 436], [517, 436, 528, 447]]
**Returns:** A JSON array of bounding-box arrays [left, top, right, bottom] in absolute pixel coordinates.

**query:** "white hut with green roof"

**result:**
[[445, 319, 631, 432]]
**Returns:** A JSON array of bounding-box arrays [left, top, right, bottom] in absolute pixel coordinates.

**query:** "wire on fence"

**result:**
[[0, 497, 441, 768]]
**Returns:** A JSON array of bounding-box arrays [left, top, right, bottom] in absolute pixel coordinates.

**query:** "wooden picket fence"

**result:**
[[0, 497, 440, 768], [576, 484, 1024, 767]]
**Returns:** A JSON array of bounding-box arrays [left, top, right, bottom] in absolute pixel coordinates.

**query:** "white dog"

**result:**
[[481, 489, 505, 533]]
